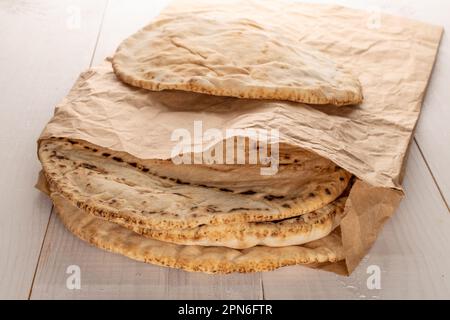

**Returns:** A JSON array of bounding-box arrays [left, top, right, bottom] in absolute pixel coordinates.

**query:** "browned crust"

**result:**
[[51, 193, 344, 274], [39, 138, 352, 230], [113, 197, 347, 249], [112, 60, 363, 107]]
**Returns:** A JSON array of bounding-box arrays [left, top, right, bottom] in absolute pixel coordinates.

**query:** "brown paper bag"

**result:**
[[36, 0, 442, 274]]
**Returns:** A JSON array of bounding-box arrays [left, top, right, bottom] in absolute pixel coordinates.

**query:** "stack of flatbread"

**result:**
[[37, 0, 366, 273], [39, 137, 353, 273]]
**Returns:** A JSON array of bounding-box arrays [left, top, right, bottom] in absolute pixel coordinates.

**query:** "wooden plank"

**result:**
[[30, 0, 262, 300], [262, 142, 450, 299], [410, 5, 450, 207], [0, 0, 107, 299]]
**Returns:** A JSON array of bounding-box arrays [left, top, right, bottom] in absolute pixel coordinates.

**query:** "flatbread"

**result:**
[[51, 192, 344, 273], [39, 138, 351, 229], [121, 197, 347, 249], [112, 10, 363, 106]]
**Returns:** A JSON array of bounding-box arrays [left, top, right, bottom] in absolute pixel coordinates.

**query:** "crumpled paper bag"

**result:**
[[37, 0, 443, 274]]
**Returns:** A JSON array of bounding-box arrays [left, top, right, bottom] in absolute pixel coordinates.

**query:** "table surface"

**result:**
[[0, 0, 449, 300]]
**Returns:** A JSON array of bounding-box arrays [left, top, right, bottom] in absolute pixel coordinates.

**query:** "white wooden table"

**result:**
[[0, 0, 449, 300]]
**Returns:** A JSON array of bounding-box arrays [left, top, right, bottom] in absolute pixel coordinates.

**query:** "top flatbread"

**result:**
[[112, 11, 363, 106], [39, 138, 351, 230]]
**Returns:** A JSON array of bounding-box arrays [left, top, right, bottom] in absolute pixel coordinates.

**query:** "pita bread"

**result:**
[[39, 138, 351, 229], [120, 197, 347, 249], [47, 137, 344, 196], [112, 11, 363, 106], [50, 192, 344, 273]]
